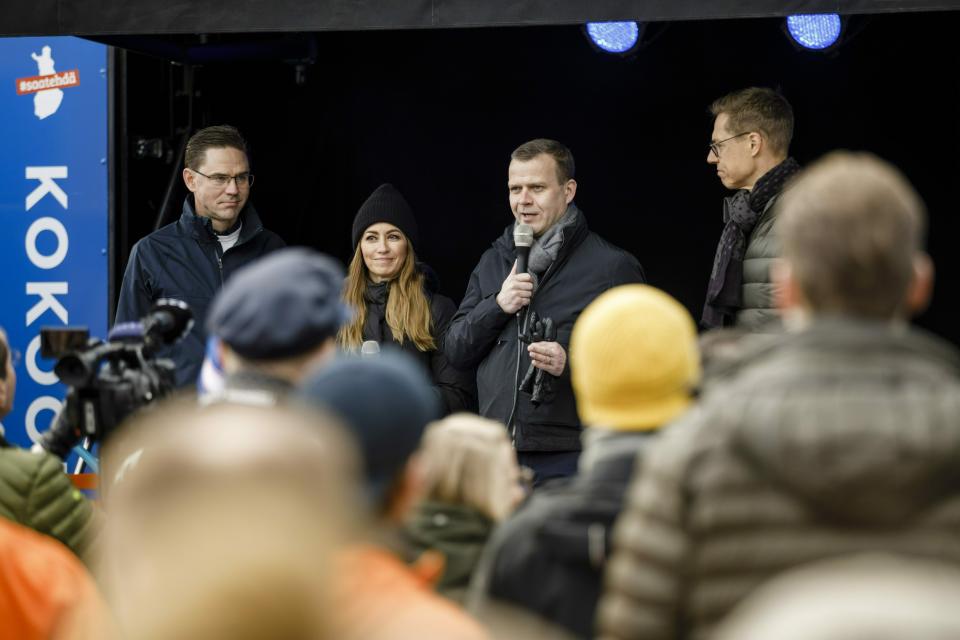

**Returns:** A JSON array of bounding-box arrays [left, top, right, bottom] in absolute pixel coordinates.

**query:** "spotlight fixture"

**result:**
[[585, 21, 642, 55], [786, 14, 843, 51]]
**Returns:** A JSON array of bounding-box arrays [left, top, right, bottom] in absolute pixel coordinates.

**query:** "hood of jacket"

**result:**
[[404, 501, 494, 590], [406, 501, 494, 547]]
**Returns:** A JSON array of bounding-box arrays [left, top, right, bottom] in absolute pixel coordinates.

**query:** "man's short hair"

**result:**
[[710, 87, 794, 156], [511, 138, 576, 184], [184, 125, 248, 171], [777, 151, 927, 319]]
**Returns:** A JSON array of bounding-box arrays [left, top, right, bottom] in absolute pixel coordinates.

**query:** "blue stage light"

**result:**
[[585, 21, 640, 54], [786, 14, 842, 50]]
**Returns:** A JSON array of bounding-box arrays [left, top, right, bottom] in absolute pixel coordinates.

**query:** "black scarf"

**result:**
[[363, 281, 390, 342], [701, 157, 801, 329]]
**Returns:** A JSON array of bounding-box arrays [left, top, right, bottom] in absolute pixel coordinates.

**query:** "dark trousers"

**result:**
[[517, 450, 581, 488]]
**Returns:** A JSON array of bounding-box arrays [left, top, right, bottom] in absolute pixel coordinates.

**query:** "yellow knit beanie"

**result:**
[[570, 285, 700, 430]]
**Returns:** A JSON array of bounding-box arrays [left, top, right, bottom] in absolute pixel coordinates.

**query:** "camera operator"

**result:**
[[0, 328, 97, 559]]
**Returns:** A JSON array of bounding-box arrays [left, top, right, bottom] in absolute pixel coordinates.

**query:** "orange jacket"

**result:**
[[0, 517, 111, 640], [333, 544, 490, 640]]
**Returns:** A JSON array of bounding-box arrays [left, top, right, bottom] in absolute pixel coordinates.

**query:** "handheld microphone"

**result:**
[[360, 340, 381, 357], [514, 223, 533, 274], [141, 299, 194, 346]]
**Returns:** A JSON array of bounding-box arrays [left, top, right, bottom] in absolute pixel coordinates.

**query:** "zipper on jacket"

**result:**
[[216, 253, 224, 285]]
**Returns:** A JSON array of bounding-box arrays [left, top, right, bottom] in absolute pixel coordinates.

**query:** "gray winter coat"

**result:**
[[737, 197, 779, 330], [597, 318, 960, 640]]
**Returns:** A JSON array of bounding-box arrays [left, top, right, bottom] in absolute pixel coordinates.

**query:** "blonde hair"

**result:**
[[337, 234, 436, 352], [417, 413, 520, 522]]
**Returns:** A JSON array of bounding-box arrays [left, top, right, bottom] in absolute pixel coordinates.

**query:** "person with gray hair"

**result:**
[[597, 152, 960, 640]]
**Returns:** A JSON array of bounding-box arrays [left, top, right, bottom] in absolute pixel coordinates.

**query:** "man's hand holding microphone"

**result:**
[[497, 223, 566, 377]]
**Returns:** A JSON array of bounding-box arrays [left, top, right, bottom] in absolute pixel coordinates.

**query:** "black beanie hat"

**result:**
[[351, 183, 420, 251]]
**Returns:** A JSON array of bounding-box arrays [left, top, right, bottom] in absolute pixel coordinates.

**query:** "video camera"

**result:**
[[36, 299, 193, 460]]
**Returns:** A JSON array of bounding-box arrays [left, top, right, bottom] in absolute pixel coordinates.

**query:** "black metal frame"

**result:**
[[8, 0, 960, 38]]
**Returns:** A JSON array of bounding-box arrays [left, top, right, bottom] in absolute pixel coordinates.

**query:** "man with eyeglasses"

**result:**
[[116, 125, 285, 387], [702, 87, 800, 330]]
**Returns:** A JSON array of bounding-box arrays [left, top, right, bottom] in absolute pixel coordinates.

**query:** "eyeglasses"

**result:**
[[192, 169, 254, 188], [708, 131, 751, 158]]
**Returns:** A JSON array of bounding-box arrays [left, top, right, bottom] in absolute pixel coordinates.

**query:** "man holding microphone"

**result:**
[[445, 139, 645, 485]]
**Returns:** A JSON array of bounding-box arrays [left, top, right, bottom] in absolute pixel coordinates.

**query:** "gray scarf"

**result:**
[[522, 204, 580, 290]]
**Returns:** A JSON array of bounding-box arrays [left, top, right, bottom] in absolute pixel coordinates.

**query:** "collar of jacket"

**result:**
[[493, 204, 589, 272], [708, 315, 960, 384], [178, 195, 265, 246], [790, 316, 960, 369]]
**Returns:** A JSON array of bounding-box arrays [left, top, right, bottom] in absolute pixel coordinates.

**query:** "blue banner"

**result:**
[[0, 37, 109, 450]]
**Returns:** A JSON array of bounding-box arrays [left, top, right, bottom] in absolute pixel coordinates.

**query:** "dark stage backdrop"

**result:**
[[118, 11, 960, 343]]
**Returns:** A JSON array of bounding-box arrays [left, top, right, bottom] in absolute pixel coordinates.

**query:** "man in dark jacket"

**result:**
[[445, 139, 645, 484], [468, 285, 700, 638], [597, 152, 959, 640], [703, 87, 800, 330], [115, 125, 285, 387]]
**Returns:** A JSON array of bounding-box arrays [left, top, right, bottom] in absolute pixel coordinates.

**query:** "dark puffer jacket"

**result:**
[[115, 197, 285, 387], [445, 213, 644, 452], [0, 446, 97, 558], [469, 432, 654, 638], [361, 272, 476, 415], [597, 318, 960, 640]]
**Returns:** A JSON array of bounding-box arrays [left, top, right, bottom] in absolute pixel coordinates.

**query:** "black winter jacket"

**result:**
[[115, 197, 285, 387], [361, 277, 476, 415], [445, 212, 644, 452], [469, 432, 653, 638]]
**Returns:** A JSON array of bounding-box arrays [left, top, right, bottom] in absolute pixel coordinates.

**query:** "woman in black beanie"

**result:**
[[339, 184, 476, 415]]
